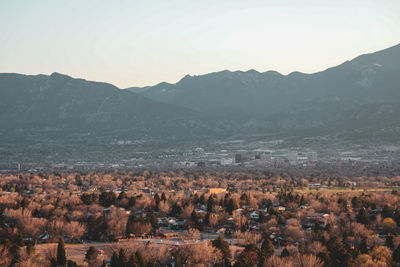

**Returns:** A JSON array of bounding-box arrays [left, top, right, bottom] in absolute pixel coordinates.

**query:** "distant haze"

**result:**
[[1, 0, 399, 88]]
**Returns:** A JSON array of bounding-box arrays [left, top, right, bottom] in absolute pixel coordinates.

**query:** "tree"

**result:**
[[382, 204, 393, 218], [281, 247, 290, 257], [154, 193, 160, 207], [212, 236, 231, 260], [370, 246, 393, 266], [207, 195, 216, 212], [99, 191, 116, 207], [356, 207, 370, 225], [261, 238, 274, 259], [359, 238, 368, 254], [179, 243, 222, 266], [393, 245, 400, 264], [111, 252, 119, 267], [134, 250, 145, 267], [226, 198, 237, 215], [57, 238, 67, 266], [235, 244, 260, 266], [9, 245, 21, 266], [175, 253, 183, 267], [327, 237, 353, 267], [148, 212, 159, 231], [170, 202, 182, 217], [382, 217, 396, 233], [184, 228, 201, 240], [297, 254, 323, 267], [209, 213, 219, 227], [85, 246, 97, 265], [118, 249, 127, 267]]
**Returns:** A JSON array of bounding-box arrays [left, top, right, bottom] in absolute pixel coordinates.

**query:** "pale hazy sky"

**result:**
[[1, 0, 399, 88]]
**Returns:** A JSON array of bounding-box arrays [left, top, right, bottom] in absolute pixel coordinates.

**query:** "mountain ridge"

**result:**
[[126, 43, 400, 141], [1, 43, 400, 144], [0, 72, 234, 143]]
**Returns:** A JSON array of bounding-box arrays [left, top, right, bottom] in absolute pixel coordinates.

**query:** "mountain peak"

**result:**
[[50, 72, 73, 80], [178, 74, 192, 83]]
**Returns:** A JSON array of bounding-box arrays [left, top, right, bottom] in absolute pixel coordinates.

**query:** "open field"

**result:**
[[35, 238, 212, 264]]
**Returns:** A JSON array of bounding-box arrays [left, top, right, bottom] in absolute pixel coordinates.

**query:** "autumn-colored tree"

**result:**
[[184, 228, 201, 240], [382, 217, 396, 233]]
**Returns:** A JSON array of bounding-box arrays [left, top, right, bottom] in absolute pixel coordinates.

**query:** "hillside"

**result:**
[[131, 44, 400, 140], [0, 72, 228, 143]]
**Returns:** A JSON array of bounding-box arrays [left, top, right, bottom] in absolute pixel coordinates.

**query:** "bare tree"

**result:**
[[184, 228, 201, 240], [179, 243, 222, 266], [296, 254, 323, 267]]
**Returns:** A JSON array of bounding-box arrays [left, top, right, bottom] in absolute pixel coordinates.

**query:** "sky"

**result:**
[[1, 0, 399, 88]]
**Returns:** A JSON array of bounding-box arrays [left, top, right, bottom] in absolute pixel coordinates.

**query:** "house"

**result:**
[[216, 228, 226, 234], [277, 206, 286, 212], [250, 211, 259, 220]]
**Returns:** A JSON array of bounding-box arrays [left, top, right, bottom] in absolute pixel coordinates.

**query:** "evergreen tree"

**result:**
[[85, 246, 98, 265], [317, 251, 331, 265], [26, 243, 35, 256], [135, 251, 145, 267], [175, 253, 183, 267], [359, 238, 368, 254], [149, 212, 159, 231], [204, 212, 210, 225], [226, 198, 237, 215], [356, 207, 370, 225], [327, 237, 352, 266], [260, 238, 274, 259], [111, 252, 119, 267], [281, 247, 290, 257], [382, 204, 393, 218], [15, 232, 24, 247], [127, 254, 135, 267], [154, 193, 160, 207], [118, 248, 127, 267], [99, 191, 117, 207], [393, 246, 400, 264], [212, 236, 231, 259], [394, 208, 400, 225], [207, 194, 216, 212], [126, 215, 136, 236], [170, 202, 182, 217], [235, 244, 260, 266], [191, 210, 198, 225], [9, 245, 21, 266], [57, 238, 67, 266]]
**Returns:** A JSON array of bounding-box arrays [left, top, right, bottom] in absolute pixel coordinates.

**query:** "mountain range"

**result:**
[[1, 43, 400, 144]]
